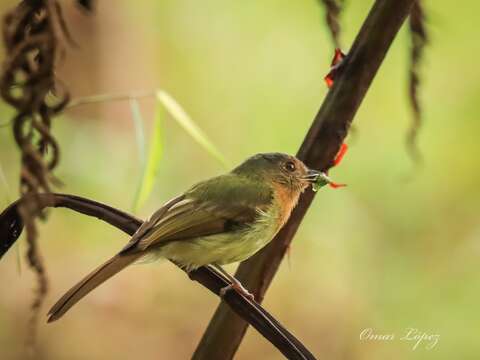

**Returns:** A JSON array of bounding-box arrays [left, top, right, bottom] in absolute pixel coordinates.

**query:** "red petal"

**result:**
[[333, 143, 348, 166]]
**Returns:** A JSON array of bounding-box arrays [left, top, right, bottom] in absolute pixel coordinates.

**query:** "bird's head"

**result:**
[[232, 153, 320, 193]]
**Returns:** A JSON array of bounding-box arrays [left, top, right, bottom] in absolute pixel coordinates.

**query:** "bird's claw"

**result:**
[[220, 282, 255, 301]]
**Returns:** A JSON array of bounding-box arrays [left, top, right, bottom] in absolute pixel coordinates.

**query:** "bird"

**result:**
[[47, 153, 322, 322]]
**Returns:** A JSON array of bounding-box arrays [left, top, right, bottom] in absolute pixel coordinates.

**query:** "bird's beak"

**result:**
[[303, 169, 321, 183]]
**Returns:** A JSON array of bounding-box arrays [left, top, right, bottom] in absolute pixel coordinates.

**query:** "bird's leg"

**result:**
[[211, 264, 255, 301]]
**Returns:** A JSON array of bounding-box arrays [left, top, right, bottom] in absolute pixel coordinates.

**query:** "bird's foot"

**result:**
[[220, 281, 255, 301]]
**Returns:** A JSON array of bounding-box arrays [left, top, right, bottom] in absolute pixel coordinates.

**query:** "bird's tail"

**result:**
[[47, 253, 140, 322]]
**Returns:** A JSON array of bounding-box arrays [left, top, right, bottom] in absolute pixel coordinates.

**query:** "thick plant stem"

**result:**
[[193, 1, 417, 359]]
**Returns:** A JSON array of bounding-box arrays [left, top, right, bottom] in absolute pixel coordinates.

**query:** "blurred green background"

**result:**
[[0, 0, 479, 359]]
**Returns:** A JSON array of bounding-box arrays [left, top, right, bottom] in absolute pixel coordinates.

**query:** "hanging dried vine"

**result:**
[[407, 0, 428, 163], [318, 0, 344, 48], [0, 0, 71, 353]]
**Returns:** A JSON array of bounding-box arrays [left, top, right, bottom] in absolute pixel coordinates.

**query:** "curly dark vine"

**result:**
[[0, 0, 71, 353]]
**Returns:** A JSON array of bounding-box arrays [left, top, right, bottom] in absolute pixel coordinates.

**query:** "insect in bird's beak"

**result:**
[[308, 171, 347, 192], [302, 169, 321, 183]]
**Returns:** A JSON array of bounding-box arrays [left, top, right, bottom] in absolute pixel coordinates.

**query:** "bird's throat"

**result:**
[[271, 183, 301, 229]]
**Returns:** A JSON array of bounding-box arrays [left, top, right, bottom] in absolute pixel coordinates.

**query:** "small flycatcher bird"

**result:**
[[47, 153, 323, 322]]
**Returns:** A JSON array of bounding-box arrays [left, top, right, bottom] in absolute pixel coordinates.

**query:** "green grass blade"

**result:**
[[130, 99, 164, 213], [156, 90, 228, 169], [129, 99, 147, 167]]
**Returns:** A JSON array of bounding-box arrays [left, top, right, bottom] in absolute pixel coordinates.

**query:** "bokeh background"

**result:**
[[0, 0, 479, 359]]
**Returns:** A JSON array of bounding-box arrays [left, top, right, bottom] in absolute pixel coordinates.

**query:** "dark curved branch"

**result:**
[[193, 0, 417, 359], [0, 193, 315, 360]]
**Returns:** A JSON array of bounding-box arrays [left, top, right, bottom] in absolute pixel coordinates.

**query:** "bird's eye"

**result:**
[[284, 161, 296, 172]]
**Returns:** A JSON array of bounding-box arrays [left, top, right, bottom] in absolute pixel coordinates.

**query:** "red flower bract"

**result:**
[[327, 142, 348, 189], [333, 143, 348, 166], [324, 48, 346, 88]]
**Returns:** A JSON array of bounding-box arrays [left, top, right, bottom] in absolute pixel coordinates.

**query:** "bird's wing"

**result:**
[[121, 174, 273, 254], [47, 174, 273, 321], [120, 194, 186, 252]]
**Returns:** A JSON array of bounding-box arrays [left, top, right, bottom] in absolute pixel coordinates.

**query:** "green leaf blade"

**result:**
[[130, 99, 164, 213], [157, 90, 228, 169]]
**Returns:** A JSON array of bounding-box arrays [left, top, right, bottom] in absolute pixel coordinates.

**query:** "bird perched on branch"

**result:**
[[48, 153, 327, 322]]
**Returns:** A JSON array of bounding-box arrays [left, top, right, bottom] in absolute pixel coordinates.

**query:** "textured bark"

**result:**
[[193, 1, 417, 359]]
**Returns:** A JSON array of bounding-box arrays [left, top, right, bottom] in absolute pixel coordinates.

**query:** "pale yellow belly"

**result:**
[[155, 211, 280, 271]]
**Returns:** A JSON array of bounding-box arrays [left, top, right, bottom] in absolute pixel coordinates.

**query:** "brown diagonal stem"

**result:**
[[193, 1, 417, 359]]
